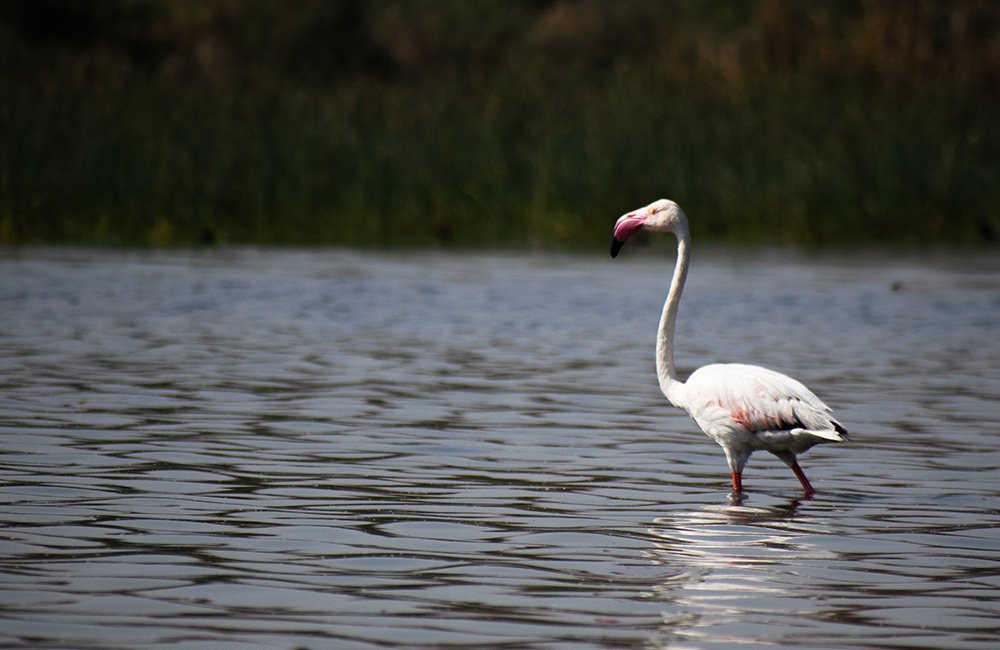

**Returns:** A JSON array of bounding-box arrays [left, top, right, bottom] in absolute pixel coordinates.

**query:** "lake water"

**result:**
[[1, 246, 999, 650]]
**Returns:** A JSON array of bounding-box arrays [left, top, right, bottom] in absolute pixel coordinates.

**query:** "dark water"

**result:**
[[1, 247, 999, 650]]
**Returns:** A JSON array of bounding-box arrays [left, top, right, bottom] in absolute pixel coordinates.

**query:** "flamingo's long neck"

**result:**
[[657, 227, 690, 407]]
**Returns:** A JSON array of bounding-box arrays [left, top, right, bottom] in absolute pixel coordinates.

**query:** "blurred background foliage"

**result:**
[[1, 0, 998, 248]]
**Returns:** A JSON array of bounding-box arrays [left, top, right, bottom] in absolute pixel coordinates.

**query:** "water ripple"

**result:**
[[1, 248, 999, 649]]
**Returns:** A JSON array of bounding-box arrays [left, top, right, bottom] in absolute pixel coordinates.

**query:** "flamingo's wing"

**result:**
[[682, 363, 848, 441]]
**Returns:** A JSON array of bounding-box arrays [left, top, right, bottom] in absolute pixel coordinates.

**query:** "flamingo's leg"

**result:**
[[731, 470, 743, 494], [788, 459, 815, 495]]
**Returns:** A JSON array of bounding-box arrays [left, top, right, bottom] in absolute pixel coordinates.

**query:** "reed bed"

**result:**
[[1, 1, 997, 248]]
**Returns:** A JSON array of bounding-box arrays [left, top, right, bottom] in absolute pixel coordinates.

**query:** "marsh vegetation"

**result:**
[[1, 1, 997, 247]]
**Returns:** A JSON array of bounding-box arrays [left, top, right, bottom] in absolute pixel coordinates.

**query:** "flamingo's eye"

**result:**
[[648, 207, 656, 215]]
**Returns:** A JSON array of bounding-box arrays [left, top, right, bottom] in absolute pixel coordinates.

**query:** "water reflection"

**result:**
[[643, 491, 1000, 649], [645, 501, 829, 595]]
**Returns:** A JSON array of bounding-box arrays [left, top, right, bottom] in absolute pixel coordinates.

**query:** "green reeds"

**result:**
[[1, 1, 997, 248]]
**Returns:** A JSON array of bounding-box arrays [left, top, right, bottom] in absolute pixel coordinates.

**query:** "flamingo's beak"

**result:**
[[610, 215, 645, 258], [610, 237, 626, 258]]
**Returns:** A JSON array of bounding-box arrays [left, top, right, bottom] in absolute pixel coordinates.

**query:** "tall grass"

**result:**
[[1, 1, 997, 248]]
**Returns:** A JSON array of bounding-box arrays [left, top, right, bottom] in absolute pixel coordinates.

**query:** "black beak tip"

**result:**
[[610, 237, 624, 258]]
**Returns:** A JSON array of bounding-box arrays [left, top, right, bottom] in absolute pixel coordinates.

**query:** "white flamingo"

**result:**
[[611, 199, 848, 496]]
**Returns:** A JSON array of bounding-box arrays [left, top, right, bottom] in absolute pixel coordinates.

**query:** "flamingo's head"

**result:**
[[610, 199, 687, 258]]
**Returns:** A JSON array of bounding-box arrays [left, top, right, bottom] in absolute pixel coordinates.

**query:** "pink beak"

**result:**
[[610, 215, 646, 258]]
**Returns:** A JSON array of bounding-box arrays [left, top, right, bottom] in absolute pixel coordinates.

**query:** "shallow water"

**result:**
[[1, 246, 999, 650]]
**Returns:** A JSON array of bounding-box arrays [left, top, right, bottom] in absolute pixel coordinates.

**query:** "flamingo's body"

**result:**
[[611, 199, 848, 495]]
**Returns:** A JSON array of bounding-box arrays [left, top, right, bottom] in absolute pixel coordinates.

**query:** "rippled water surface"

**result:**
[[2, 247, 999, 649]]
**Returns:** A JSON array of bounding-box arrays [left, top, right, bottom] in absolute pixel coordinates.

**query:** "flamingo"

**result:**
[[610, 199, 848, 496]]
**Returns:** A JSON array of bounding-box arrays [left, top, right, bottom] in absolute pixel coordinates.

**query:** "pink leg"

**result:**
[[788, 459, 815, 495], [731, 471, 743, 494]]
